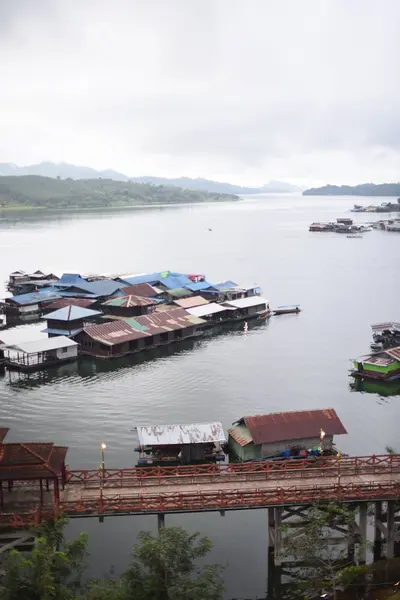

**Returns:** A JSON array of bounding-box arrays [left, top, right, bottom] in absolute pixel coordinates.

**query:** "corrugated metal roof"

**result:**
[[225, 296, 268, 309], [167, 288, 192, 298], [46, 298, 97, 310], [158, 275, 193, 290], [213, 280, 238, 290], [42, 327, 83, 336], [137, 422, 226, 446], [83, 320, 149, 345], [237, 408, 347, 445], [43, 305, 102, 321], [174, 296, 209, 309], [134, 308, 204, 335], [4, 336, 78, 354], [371, 322, 396, 332], [0, 443, 67, 480], [184, 281, 214, 292], [5, 290, 61, 305], [228, 424, 253, 447], [187, 303, 229, 317], [103, 295, 157, 308], [0, 428, 9, 443], [385, 347, 400, 361], [121, 283, 161, 297], [122, 272, 164, 286]]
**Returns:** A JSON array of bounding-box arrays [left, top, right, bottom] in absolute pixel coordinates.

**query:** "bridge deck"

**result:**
[[1, 454, 400, 525]]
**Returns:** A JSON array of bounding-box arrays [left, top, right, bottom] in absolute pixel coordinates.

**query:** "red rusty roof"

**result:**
[[0, 442, 68, 480], [135, 308, 204, 335], [82, 320, 149, 345], [121, 283, 160, 297], [103, 295, 157, 308], [0, 428, 9, 443], [386, 347, 400, 361], [46, 298, 97, 310], [238, 408, 347, 446]]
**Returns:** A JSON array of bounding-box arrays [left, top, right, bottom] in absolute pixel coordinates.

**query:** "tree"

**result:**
[[0, 517, 88, 600], [121, 527, 224, 600], [280, 503, 368, 600]]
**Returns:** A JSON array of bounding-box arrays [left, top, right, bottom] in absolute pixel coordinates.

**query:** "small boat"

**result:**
[[273, 305, 301, 315], [347, 235, 363, 238]]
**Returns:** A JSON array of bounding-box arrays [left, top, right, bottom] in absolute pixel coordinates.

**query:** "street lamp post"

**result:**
[[100, 442, 106, 503]]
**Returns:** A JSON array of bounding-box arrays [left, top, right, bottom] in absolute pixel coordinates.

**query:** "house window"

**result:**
[[60, 347, 68, 353]]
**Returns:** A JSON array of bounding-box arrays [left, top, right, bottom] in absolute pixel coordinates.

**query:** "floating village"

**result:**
[[309, 216, 400, 235]]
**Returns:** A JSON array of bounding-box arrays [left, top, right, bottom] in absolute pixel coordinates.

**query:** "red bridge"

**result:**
[[1, 453, 400, 527]]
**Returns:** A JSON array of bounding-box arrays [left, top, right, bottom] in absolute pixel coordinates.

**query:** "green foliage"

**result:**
[[0, 523, 223, 600], [0, 175, 239, 210], [386, 446, 397, 455], [121, 527, 224, 600], [280, 503, 362, 599], [0, 517, 88, 600]]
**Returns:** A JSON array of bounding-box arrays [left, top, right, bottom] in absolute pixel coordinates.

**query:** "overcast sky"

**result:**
[[1, 0, 399, 186]]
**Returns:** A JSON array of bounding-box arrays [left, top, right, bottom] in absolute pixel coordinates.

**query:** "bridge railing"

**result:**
[[65, 454, 400, 488], [59, 479, 400, 514]]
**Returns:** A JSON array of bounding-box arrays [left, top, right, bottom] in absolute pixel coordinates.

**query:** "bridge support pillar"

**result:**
[[374, 501, 383, 562], [157, 513, 165, 533], [268, 507, 282, 566], [358, 503, 367, 564], [387, 500, 395, 559]]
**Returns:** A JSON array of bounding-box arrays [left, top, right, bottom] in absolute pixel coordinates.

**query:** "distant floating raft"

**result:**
[[273, 305, 301, 315]]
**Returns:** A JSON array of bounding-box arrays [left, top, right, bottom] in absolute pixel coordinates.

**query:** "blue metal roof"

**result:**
[[122, 272, 163, 286], [184, 281, 214, 292], [59, 291, 99, 298], [6, 290, 62, 305], [58, 279, 122, 296], [44, 305, 102, 321], [159, 275, 193, 289], [42, 327, 83, 336], [213, 280, 238, 290]]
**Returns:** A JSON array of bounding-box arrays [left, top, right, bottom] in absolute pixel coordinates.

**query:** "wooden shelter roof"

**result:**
[[0, 442, 68, 480]]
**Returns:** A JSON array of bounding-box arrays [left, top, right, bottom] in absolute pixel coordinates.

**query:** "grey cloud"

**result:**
[[0, 0, 400, 185]]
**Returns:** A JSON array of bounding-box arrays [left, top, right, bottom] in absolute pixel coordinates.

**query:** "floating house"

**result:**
[[186, 302, 236, 325], [173, 296, 210, 309], [352, 347, 400, 381], [3, 290, 62, 319], [135, 422, 226, 466], [224, 296, 270, 319], [75, 308, 205, 358], [45, 298, 98, 311], [41, 305, 102, 337], [3, 336, 79, 372], [228, 408, 347, 461], [119, 283, 162, 298], [102, 295, 158, 317], [7, 270, 59, 293]]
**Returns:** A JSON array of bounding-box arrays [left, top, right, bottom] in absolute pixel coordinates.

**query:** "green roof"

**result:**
[[121, 318, 149, 331], [168, 288, 190, 298]]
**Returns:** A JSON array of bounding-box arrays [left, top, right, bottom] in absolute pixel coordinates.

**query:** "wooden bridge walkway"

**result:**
[[2, 454, 400, 526]]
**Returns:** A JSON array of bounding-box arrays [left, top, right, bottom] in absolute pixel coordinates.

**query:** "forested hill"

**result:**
[[303, 183, 400, 196], [0, 176, 239, 210]]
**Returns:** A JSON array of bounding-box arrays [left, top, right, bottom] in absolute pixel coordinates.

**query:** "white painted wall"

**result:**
[[55, 346, 78, 360], [18, 304, 39, 313]]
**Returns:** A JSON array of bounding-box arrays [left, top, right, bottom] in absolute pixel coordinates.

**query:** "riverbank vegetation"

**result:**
[[0, 176, 239, 211], [303, 183, 400, 197], [0, 520, 225, 600]]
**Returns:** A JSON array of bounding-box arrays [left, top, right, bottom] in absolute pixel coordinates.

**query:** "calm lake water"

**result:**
[[0, 194, 399, 597]]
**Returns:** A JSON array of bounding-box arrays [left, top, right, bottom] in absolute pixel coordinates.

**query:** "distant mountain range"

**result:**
[[303, 183, 400, 196], [0, 162, 302, 194]]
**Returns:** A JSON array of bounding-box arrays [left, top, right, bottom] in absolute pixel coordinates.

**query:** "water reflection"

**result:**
[[350, 377, 400, 398]]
